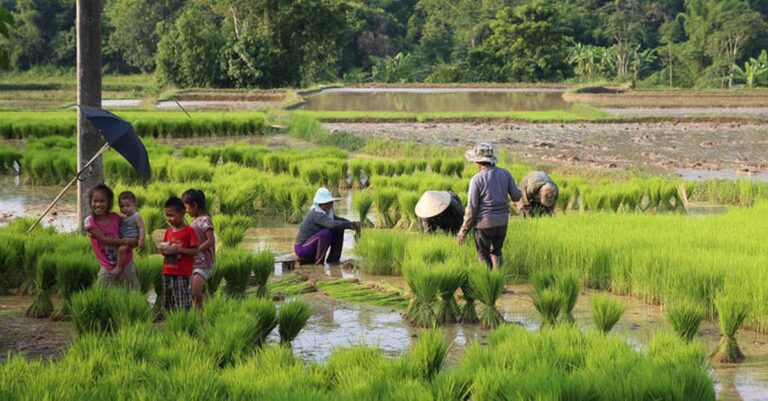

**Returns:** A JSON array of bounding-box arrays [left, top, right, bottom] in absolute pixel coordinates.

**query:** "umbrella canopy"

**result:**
[[80, 106, 151, 178]]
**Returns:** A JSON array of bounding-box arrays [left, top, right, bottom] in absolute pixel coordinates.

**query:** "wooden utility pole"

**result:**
[[76, 0, 103, 227]]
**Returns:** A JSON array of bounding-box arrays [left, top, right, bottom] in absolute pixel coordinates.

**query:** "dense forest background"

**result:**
[[1, 0, 768, 89]]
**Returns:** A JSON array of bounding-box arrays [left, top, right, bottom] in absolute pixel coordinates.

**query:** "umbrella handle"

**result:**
[[27, 143, 111, 233]]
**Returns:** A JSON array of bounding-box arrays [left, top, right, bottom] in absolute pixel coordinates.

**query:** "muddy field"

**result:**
[[328, 122, 768, 176]]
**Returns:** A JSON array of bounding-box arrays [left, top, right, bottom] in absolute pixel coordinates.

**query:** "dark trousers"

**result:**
[[294, 229, 344, 265], [474, 226, 507, 269]]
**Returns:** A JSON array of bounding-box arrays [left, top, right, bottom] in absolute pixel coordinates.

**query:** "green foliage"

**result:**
[[71, 286, 152, 335], [165, 308, 202, 337], [532, 288, 564, 327], [403, 262, 440, 327], [278, 299, 312, 345], [217, 248, 254, 299], [355, 230, 408, 275], [406, 329, 448, 381], [434, 264, 463, 324], [251, 250, 274, 298], [712, 292, 750, 363], [52, 253, 99, 320], [666, 300, 706, 342], [353, 191, 374, 227], [468, 268, 505, 329], [25, 254, 57, 318], [591, 295, 625, 334]]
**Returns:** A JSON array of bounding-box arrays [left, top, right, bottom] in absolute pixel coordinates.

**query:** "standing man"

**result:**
[[415, 190, 464, 234], [457, 143, 522, 269], [517, 171, 559, 218]]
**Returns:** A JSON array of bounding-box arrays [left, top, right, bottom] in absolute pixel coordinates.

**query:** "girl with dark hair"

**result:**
[[182, 189, 215, 309], [83, 183, 139, 288]]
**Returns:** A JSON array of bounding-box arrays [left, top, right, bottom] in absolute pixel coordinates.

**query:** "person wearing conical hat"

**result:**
[[294, 188, 361, 265], [517, 171, 559, 218], [457, 142, 522, 270], [415, 191, 464, 234]]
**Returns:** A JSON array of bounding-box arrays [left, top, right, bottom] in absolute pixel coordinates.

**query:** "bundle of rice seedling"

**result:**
[[0, 236, 24, 294], [666, 300, 705, 342], [25, 254, 57, 318], [217, 214, 251, 248], [353, 191, 374, 227], [395, 192, 420, 231], [288, 187, 313, 223], [712, 293, 750, 363], [459, 267, 479, 324], [591, 295, 625, 334], [252, 250, 275, 298], [532, 288, 564, 327], [530, 270, 556, 293], [469, 268, 505, 329], [278, 299, 312, 346], [135, 256, 163, 296], [406, 329, 449, 381], [241, 297, 278, 345], [555, 272, 580, 324], [372, 189, 398, 228], [355, 230, 407, 275], [431, 371, 471, 401], [71, 286, 151, 335], [52, 253, 99, 320], [434, 264, 464, 324], [204, 311, 261, 367], [21, 235, 57, 293], [206, 266, 225, 295], [218, 248, 254, 299], [165, 308, 202, 337], [404, 263, 440, 327], [202, 294, 238, 325]]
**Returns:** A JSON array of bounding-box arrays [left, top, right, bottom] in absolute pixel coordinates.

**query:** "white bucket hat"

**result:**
[[465, 142, 498, 163], [313, 187, 340, 205], [415, 191, 452, 218]]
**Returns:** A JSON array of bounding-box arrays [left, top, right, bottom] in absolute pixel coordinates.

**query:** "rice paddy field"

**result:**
[[3, 98, 768, 400]]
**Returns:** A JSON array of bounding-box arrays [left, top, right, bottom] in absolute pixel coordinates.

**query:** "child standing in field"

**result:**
[[160, 196, 199, 311], [116, 191, 146, 278], [84, 184, 140, 288], [182, 189, 215, 310]]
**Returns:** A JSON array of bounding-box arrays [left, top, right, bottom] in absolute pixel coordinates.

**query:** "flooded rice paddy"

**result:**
[[302, 88, 572, 113]]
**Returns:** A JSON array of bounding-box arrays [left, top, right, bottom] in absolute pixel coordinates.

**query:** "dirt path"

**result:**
[[328, 122, 768, 176], [0, 296, 76, 362]]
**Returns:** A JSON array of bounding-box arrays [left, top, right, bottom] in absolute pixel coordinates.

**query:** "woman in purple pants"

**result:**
[[294, 188, 361, 265]]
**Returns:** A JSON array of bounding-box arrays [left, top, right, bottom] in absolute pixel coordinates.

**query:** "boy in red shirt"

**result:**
[[160, 197, 199, 311]]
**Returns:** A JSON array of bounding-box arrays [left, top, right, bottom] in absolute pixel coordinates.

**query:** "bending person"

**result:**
[[457, 143, 522, 269], [415, 191, 464, 234], [518, 171, 559, 218], [294, 188, 361, 265]]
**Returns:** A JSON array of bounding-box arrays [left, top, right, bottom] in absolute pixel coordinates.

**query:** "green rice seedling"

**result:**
[[201, 294, 238, 325], [591, 295, 625, 334], [395, 192, 420, 230], [165, 308, 202, 337], [71, 286, 151, 335], [712, 293, 750, 363], [141, 208, 167, 238], [458, 267, 479, 324], [217, 248, 254, 299], [134, 256, 163, 296], [666, 300, 706, 342], [268, 274, 318, 299], [530, 270, 557, 292], [288, 187, 313, 223], [206, 265, 225, 295], [252, 250, 275, 298], [240, 297, 279, 345], [469, 268, 505, 329], [316, 279, 409, 309], [0, 143, 22, 174], [25, 254, 57, 318], [430, 159, 443, 174], [217, 214, 251, 248], [0, 236, 24, 294], [555, 272, 580, 324], [434, 264, 464, 324], [278, 299, 312, 346], [431, 370, 471, 401], [532, 288, 564, 327], [404, 262, 440, 327], [52, 253, 99, 320], [648, 331, 708, 369], [406, 329, 449, 380], [355, 230, 408, 275], [372, 189, 398, 228], [353, 191, 375, 227], [204, 311, 260, 367]]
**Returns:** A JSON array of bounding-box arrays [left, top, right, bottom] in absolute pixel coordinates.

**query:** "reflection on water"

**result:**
[[303, 90, 571, 113], [0, 176, 78, 232]]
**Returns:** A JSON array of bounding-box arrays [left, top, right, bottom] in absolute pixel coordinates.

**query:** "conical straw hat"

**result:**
[[415, 191, 452, 218]]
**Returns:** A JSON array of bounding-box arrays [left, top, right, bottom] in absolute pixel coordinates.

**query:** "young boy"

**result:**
[[115, 191, 145, 278], [160, 196, 198, 311]]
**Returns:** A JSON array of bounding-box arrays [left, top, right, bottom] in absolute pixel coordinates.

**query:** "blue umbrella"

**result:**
[[80, 106, 151, 178]]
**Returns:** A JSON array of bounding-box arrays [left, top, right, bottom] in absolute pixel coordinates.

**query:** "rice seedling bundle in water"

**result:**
[[458, 267, 479, 324], [288, 186, 313, 223], [395, 192, 420, 230], [52, 253, 99, 320], [217, 248, 254, 299], [0, 143, 22, 173], [404, 263, 440, 327], [203, 311, 262, 367], [251, 250, 275, 298], [372, 189, 398, 228], [469, 268, 505, 329], [532, 288, 564, 327], [591, 295, 625, 334], [434, 264, 464, 324], [240, 297, 279, 345], [530, 270, 556, 293], [165, 308, 202, 337], [25, 254, 57, 318], [355, 230, 407, 275], [134, 255, 163, 296], [406, 329, 448, 381], [0, 236, 24, 294], [71, 286, 151, 335], [712, 293, 750, 363], [278, 299, 312, 345], [353, 191, 374, 227], [555, 272, 580, 324], [666, 300, 706, 342]]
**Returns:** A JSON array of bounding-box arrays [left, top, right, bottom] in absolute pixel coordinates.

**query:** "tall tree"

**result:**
[[0, 4, 13, 69], [8, 0, 75, 69]]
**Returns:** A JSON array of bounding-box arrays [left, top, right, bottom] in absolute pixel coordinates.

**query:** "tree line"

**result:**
[[2, 0, 768, 89]]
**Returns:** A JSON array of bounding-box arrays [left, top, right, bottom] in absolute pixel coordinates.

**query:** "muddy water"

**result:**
[[289, 266, 768, 401], [326, 122, 768, 175], [303, 89, 572, 113], [0, 176, 78, 232]]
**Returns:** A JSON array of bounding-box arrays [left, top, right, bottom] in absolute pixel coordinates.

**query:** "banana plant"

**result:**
[[732, 51, 768, 88]]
